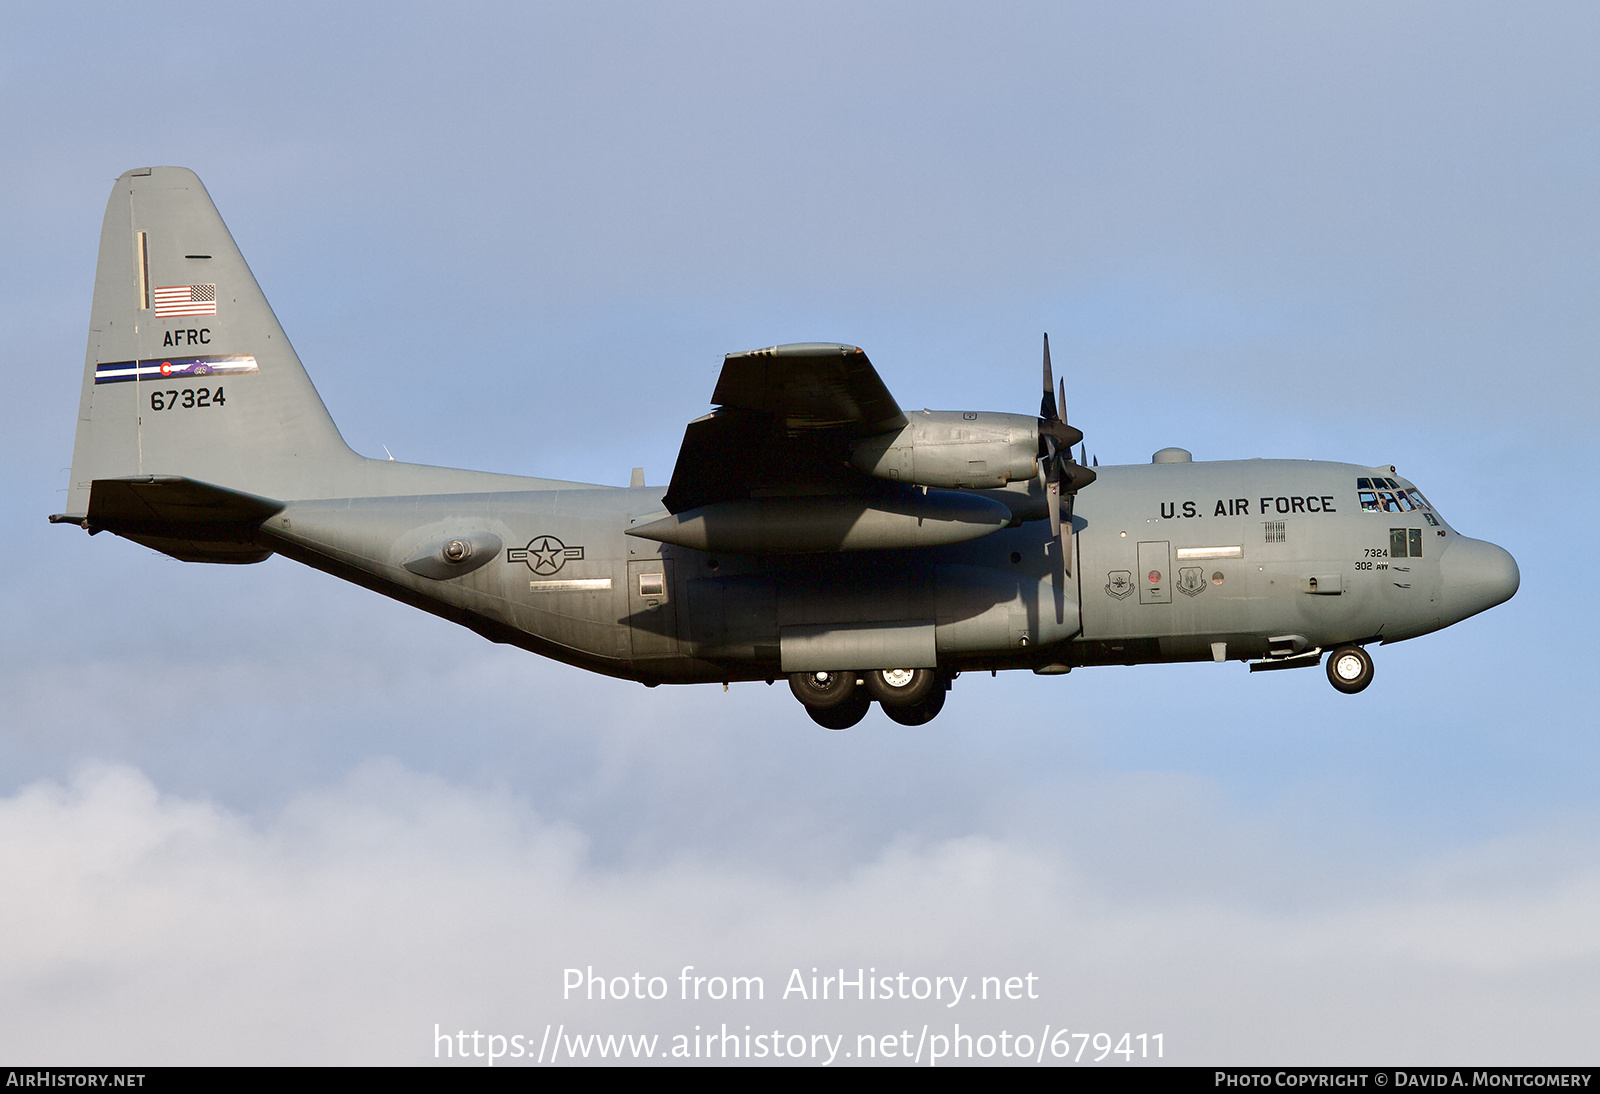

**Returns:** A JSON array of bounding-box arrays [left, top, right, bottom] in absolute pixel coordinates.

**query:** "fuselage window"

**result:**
[[1359, 490, 1381, 512], [1390, 527, 1425, 559]]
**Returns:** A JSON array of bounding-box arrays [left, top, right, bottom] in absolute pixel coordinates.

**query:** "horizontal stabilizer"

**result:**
[[73, 476, 283, 563]]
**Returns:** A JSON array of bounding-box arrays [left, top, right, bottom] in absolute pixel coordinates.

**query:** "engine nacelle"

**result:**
[[849, 411, 1040, 489]]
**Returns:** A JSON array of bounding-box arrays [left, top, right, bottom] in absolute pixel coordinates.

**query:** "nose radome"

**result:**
[[1439, 537, 1520, 623]]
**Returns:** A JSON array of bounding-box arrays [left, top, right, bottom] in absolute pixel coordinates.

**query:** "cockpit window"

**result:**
[[1359, 478, 1443, 526]]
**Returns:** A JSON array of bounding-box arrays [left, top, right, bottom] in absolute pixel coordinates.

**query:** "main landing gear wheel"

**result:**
[[789, 670, 859, 709], [1326, 645, 1374, 694], [863, 668, 940, 708], [882, 681, 947, 726], [806, 688, 872, 730]]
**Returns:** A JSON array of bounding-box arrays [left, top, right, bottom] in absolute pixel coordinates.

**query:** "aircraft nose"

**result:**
[[1438, 536, 1520, 624]]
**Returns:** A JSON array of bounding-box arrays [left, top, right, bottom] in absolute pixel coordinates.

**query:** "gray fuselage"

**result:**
[[255, 455, 1517, 685]]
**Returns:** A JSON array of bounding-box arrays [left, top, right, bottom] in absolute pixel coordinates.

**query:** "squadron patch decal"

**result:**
[[1177, 566, 1207, 597], [1105, 570, 1133, 600], [507, 535, 585, 575]]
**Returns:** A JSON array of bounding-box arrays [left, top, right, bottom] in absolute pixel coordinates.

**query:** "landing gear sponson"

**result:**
[[789, 669, 951, 729], [796, 643, 1380, 728]]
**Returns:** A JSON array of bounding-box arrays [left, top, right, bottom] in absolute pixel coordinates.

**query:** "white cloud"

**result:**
[[2, 763, 1596, 1065]]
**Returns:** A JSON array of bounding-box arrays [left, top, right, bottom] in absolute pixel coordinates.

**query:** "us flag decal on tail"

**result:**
[[153, 283, 217, 317]]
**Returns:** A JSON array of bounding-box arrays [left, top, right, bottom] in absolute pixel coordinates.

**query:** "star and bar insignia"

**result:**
[[507, 535, 585, 575]]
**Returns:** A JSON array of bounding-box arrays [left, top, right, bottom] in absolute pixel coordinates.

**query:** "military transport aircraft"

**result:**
[[52, 168, 1520, 729]]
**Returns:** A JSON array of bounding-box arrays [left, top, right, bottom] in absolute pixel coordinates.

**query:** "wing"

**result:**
[[661, 343, 908, 513], [709, 342, 906, 432]]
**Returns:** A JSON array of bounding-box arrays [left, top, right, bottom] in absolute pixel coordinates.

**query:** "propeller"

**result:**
[[1037, 334, 1096, 578]]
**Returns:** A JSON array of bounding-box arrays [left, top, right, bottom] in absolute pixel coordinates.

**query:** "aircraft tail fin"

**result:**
[[63, 167, 356, 520]]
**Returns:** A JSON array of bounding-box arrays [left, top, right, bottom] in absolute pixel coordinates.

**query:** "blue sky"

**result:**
[[2, 2, 1597, 1065]]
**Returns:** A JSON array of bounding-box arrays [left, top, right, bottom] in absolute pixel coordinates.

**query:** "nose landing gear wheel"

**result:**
[[863, 667, 939, 707], [806, 688, 872, 729], [1326, 645, 1374, 694]]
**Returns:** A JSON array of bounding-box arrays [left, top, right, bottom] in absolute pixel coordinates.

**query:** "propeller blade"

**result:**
[[1040, 334, 1058, 421], [1031, 331, 1086, 584]]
